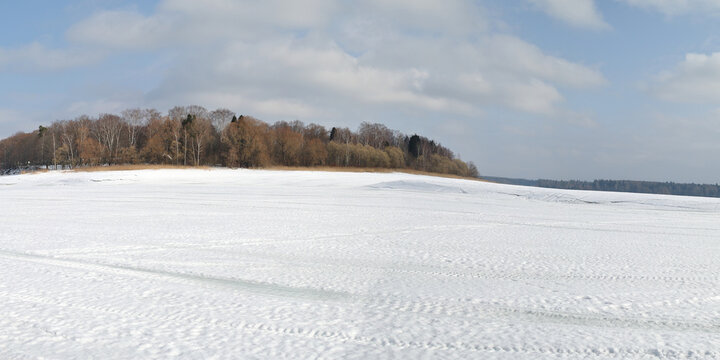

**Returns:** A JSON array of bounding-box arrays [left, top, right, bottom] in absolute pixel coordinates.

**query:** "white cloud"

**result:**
[[355, 0, 488, 35], [146, 38, 477, 116], [66, 0, 340, 50], [528, 0, 610, 30], [0, 0, 607, 136], [143, 30, 604, 117], [484, 35, 606, 88], [159, 0, 338, 30], [649, 52, 720, 103], [528, 0, 720, 28], [64, 0, 486, 49], [67, 11, 174, 50], [620, 0, 720, 16], [0, 43, 104, 72], [498, 79, 563, 115]]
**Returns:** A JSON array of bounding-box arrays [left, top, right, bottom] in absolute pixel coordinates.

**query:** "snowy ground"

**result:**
[[1, 169, 719, 359]]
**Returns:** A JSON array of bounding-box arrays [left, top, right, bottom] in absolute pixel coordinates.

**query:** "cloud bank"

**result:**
[[527, 0, 610, 30], [649, 52, 720, 103], [0, 0, 606, 124]]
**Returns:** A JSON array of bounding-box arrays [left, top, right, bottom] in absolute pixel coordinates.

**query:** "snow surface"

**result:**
[[1, 169, 719, 359]]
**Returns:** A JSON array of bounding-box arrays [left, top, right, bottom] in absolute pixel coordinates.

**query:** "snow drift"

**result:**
[[1, 169, 719, 359]]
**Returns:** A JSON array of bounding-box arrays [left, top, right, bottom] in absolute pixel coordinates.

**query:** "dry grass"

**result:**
[[71, 164, 212, 172], [19, 168, 49, 175], [66, 164, 484, 181], [256, 166, 484, 181]]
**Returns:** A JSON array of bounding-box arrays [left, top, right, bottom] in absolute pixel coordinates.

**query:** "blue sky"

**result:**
[[1, 0, 720, 183]]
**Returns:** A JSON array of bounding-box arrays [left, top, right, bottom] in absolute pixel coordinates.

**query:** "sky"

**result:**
[[1, 0, 720, 183]]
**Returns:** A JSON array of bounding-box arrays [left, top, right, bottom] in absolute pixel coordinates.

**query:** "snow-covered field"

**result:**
[[1, 169, 719, 359]]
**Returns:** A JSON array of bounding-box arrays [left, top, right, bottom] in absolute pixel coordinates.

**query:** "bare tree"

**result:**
[[271, 122, 303, 166], [186, 105, 209, 119], [168, 106, 187, 122], [1, 104, 475, 177], [142, 116, 180, 164], [37, 126, 48, 168], [189, 117, 213, 166], [330, 127, 354, 166], [209, 108, 234, 133], [170, 118, 181, 165], [303, 123, 328, 142], [94, 114, 124, 164], [57, 120, 77, 167], [358, 122, 393, 148], [171, 106, 211, 165], [121, 108, 144, 148], [50, 124, 58, 169], [121, 108, 142, 148], [182, 115, 192, 165]]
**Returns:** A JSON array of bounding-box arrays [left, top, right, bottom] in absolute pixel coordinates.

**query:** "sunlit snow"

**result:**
[[1, 169, 719, 358]]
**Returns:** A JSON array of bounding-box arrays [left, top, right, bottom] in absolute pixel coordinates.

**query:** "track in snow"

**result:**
[[1, 169, 719, 359]]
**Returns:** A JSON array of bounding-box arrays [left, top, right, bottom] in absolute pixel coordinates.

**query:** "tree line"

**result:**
[[486, 176, 720, 199], [536, 179, 720, 198], [0, 105, 479, 177]]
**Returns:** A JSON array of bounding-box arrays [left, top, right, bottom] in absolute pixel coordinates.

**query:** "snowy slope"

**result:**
[[1, 169, 719, 359]]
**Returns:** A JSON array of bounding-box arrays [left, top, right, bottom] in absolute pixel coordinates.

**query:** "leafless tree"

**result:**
[[120, 108, 157, 148], [121, 108, 143, 148], [210, 108, 234, 133], [303, 123, 328, 142], [57, 120, 77, 167], [330, 127, 354, 166], [94, 114, 124, 164], [1, 104, 475, 177], [358, 122, 394, 148], [189, 117, 214, 166]]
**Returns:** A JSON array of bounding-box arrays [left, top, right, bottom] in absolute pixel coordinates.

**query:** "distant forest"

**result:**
[[0, 105, 478, 177], [485, 177, 720, 199]]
